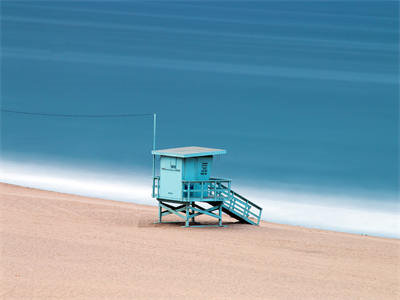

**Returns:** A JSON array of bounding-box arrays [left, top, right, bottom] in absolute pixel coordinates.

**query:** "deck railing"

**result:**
[[152, 176, 160, 198], [182, 178, 231, 201], [153, 176, 262, 225], [182, 179, 262, 225]]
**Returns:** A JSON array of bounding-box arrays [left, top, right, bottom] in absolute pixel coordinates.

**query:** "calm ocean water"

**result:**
[[1, 1, 399, 237]]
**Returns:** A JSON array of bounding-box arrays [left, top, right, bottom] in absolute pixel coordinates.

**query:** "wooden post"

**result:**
[[158, 202, 162, 223], [185, 203, 190, 227], [191, 202, 195, 223], [218, 203, 222, 227], [152, 113, 157, 183]]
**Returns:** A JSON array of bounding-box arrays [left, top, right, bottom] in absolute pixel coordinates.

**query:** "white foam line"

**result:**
[[242, 188, 399, 238], [0, 160, 151, 204], [1, 160, 399, 238]]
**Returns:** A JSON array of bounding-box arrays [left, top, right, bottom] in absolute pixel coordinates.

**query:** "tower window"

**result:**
[[170, 158, 177, 169], [200, 162, 208, 175]]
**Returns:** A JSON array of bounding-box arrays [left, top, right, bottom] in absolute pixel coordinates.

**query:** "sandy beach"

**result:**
[[0, 182, 399, 300]]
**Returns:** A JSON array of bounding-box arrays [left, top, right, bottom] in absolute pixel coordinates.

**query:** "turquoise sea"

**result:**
[[1, 1, 399, 237]]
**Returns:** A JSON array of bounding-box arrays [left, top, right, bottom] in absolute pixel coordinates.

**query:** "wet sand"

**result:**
[[1, 183, 399, 300]]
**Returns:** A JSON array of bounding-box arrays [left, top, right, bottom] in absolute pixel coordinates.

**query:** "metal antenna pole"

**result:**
[[152, 113, 157, 179]]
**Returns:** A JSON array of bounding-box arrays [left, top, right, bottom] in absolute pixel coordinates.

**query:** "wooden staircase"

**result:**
[[208, 184, 262, 225]]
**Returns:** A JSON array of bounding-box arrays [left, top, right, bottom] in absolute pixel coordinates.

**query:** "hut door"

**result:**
[[159, 157, 182, 200]]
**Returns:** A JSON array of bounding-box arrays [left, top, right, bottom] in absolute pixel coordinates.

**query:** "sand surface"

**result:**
[[0, 183, 399, 300]]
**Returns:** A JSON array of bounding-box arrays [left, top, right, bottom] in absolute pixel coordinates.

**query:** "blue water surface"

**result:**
[[1, 1, 399, 225]]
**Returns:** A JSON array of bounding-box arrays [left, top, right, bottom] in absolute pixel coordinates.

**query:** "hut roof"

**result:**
[[152, 146, 226, 158]]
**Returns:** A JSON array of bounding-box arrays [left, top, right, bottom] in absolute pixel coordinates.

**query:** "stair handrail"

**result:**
[[219, 183, 263, 210]]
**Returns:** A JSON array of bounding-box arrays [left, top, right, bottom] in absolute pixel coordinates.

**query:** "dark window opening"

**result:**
[[200, 162, 208, 175], [170, 158, 177, 169]]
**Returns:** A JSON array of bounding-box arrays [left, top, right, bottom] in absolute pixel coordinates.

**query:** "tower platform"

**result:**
[[153, 177, 262, 227]]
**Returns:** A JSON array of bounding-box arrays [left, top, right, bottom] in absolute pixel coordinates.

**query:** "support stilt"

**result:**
[[157, 200, 224, 227], [219, 204, 222, 227], [158, 203, 162, 223], [191, 204, 195, 223], [185, 203, 190, 227]]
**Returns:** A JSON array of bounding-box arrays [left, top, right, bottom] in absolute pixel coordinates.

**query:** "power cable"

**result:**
[[1, 109, 153, 118]]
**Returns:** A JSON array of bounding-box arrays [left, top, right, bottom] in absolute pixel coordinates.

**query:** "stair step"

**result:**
[[204, 187, 262, 225], [221, 206, 257, 225]]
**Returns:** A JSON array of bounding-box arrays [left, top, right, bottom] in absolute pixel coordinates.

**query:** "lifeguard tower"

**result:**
[[152, 146, 262, 227]]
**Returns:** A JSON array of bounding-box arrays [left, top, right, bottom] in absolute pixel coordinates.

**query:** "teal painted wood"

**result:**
[[154, 149, 217, 201], [159, 202, 187, 220], [189, 204, 221, 219], [152, 146, 263, 227], [152, 176, 160, 198], [182, 178, 230, 202], [158, 156, 183, 200], [219, 185, 263, 225], [152, 146, 226, 158], [156, 183, 262, 226], [157, 200, 224, 228]]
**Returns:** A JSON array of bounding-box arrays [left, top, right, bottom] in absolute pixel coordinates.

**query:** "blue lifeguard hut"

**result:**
[[152, 146, 262, 227]]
